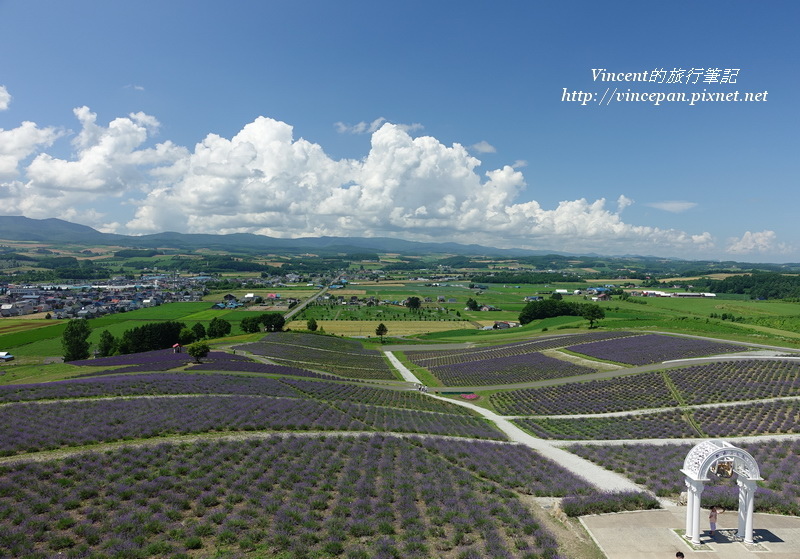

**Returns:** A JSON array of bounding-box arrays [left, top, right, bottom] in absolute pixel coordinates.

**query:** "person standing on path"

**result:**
[[709, 506, 724, 536]]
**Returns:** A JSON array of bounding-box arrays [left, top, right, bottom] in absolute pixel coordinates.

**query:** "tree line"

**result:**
[[518, 298, 605, 328], [62, 312, 285, 361]]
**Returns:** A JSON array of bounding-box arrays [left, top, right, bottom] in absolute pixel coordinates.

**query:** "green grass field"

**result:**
[[3, 280, 800, 367]]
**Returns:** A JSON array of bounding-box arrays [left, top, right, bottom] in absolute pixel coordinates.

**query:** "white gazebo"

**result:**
[[681, 440, 761, 544]]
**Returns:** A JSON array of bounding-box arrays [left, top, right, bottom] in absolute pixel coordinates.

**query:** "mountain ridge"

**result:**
[[0, 216, 560, 257]]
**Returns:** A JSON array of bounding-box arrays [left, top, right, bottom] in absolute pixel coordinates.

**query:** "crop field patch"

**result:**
[[0, 320, 55, 335], [424, 352, 596, 386], [0, 372, 304, 403], [236, 333, 397, 380], [491, 371, 678, 415], [515, 411, 697, 440], [566, 333, 744, 365], [0, 393, 502, 456], [0, 435, 563, 558], [182, 309, 238, 321]]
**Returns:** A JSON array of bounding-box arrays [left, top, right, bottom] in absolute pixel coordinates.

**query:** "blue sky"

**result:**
[[0, 1, 797, 262]]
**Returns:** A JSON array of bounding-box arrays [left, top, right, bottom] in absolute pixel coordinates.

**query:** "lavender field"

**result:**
[[414, 437, 595, 496], [0, 435, 564, 558], [72, 349, 254, 378], [566, 333, 744, 365], [514, 411, 698, 440], [235, 332, 396, 380], [568, 439, 800, 515], [282, 378, 478, 415], [405, 330, 637, 369], [0, 392, 505, 455], [0, 373, 303, 402], [693, 400, 800, 437], [421, 352, 596, 387], [670, 359, 800, 404], [491, 371, 678, 415], [490, 355, 800, 416]]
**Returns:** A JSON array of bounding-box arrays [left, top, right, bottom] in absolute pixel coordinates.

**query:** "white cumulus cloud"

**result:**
[[26, 107, 184, 194], [335, 117, 422, 135], [0, 121, 63, 179], [470, 140, 496, 154], [645, 200, 698, 213], [1, 103, 729, 258], [726, 230, 789, 255], [0, 86, 10, 111]]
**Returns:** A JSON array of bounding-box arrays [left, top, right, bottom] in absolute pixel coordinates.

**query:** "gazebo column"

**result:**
[[685, 478, 705, 544], [737, 478, 757, 544], [685, 479, 693, 537]]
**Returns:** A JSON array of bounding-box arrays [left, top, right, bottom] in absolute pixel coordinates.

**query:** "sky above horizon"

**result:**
[[0, 1, 798, 262]]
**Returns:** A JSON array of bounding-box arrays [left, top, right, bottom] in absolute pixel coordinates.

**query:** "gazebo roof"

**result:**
[[681, 439, 761, 481]]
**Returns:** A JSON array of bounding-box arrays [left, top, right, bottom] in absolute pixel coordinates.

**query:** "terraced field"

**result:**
[[3, 327, 800, 557], [234, 332, 397, 380]]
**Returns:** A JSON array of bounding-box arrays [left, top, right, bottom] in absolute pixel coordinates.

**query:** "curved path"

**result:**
[[385, 350, 644, 493]]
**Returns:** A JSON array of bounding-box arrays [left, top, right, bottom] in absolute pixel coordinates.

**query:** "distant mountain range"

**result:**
[[0, 216, 556, 257]]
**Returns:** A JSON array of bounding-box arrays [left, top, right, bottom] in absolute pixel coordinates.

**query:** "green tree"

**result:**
[[581, 304, 605, 328], [375, 322, 388, 343], [240, 315, 262, 334], [307, 317, 318, 331], [178, 327, 196, 346], [97, 329, 117, 357], [465, 298, 480, 311], [260, 313, 285, 333], [406, 296, 421, 312], [187, 341, 210, 363], [191, 322, 206, 340], [208, 317, 232, 338], [62, 319, 92, 362]]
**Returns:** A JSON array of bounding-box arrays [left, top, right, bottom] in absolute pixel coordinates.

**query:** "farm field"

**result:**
[[3, 278, 800, 557]]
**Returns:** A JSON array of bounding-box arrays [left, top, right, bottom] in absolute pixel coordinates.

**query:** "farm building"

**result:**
[[0, 352, 14, 362]]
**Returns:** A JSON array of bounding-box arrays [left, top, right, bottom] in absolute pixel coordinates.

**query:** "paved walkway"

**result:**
[[582, 505, 800, 558]]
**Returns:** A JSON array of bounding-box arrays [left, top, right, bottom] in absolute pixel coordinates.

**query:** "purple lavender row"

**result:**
[[186, 360, 332, 379], [568, 439, 800, 515], [335, 402, 504, 440], [566, 333, 743, 366], [0, 434, 562, 558], [76, 361, 187, 377], [281, 377, 477, 415], [670, 359, 800, 404], [238, 338, 395, 379], [0, 395, 504, 455], [70, 348, 251, 367], [694, 400, 800, 437], [413, 437, 595, 496], [491, 371, 677, 415], [0, 372, 302, 402], [0, 396, 355, 455], [406, 330, 637, 367], [0, 371, 470, 416], [514, 411, 697, 440], [491, 358, 800, 415], [429, 352, 595, 386]]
